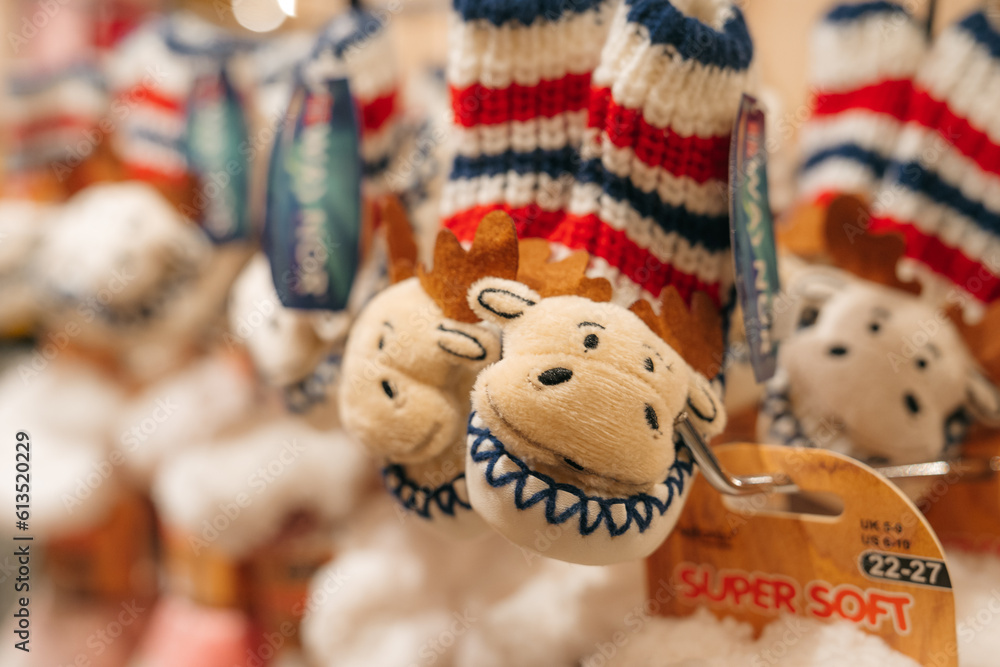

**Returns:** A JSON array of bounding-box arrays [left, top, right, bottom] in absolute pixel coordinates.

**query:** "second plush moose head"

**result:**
[[464, 278, 727, 565], [339, 202, 517, 537]]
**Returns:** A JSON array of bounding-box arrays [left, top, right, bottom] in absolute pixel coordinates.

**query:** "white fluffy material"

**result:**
[[586, 607, 920, 667], [113, 353, 257, 484], [0, 357, 126, 537], [153, 416, 370, 557], [950, 548, 1000, 666], [301, 493, 644, 667]]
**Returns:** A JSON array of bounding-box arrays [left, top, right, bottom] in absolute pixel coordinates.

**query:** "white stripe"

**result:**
[[439, 173, 573, 218], [872, 187, 1000, 273], [567, 182, 728, 287], [810, 12, 926, 92], [6, 79, 106, 124], [917, 24, 1000, 145], [360, 120, 398, 163], [591, 3, 752, 139], [590, 135, 728, 218], [451, 111, 587, 158], [798, 110, 904, 163], [125, 105, 187, 140], [116, 139, 189, 176], [797, 159, 882, 201], [447, 4, 614, 89], [889, 122, 1000, 221]]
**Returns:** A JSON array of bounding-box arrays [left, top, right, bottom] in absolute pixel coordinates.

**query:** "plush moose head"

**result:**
[[338, 203, 517, 536], [464, 277, 727, 565], [764, 195, 1000, 485]]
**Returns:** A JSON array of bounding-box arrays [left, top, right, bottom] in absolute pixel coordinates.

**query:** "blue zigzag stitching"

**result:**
[[467, 412, 695, 537], [382, 464, 472, 519]]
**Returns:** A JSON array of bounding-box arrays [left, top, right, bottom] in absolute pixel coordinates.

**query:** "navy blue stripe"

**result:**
[[576, 158, 730, 252], [800, 143, 891, 177], [890, 159, 1000, 236], [624, 0, 753, 71], [450, 147, 579, 181], [825, 1, 908, 23], [363, 154, 391, 178], [130, 127, 185, 153], [453, 0, 606, 26], [8, 63, 105, 96], [957, 12, 1000, 61]]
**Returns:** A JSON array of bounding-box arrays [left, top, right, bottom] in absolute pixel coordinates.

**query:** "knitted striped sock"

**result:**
[[798, 1, 927, 205], [869, 10, 1000, 306], [550, 0, 754, 308], [440, 0, 615, 243]]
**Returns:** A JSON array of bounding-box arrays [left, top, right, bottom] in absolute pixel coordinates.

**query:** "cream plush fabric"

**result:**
[[464, 278, 725, 565], [339, 277, 500, 538], [0, 200, 52, 337], [760, 267, 1000, 470]]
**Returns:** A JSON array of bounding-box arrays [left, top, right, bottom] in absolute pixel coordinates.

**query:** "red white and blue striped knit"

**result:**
[[798, 1, 928, 205], [869, 11, 1000, 305], [109, 10, 402, 194], [441, 0, 615, 242], [442, 0, 754, 309]]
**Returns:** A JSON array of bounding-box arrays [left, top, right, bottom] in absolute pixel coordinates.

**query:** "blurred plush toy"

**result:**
[[765, 196, 1000, 500], [0, 200, 53, 338], [32, 180, 248, 382]]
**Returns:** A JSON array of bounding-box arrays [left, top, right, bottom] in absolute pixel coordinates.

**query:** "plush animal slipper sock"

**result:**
[[545, 0, 753, 308], [797, 2, 927, 204], [869, 9, 1000, 307], [440, 0, 615, 242]]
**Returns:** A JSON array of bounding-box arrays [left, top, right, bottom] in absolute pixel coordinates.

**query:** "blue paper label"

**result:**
[[184, 68, 252, 244], [729, 95, 781, 383], [263, 78, 363, 312]]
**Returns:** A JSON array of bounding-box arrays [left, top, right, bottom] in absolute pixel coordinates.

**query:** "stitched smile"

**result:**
[[483, 388, 662, 488], [466, 411, 695, 537]]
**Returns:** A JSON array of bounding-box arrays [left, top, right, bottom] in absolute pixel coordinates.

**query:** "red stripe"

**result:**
[[124, 163, 190, 186], [588, 87, 729, 185], [443, 204, 565, 243], [814, 78, 1000, 177], [119, 85, 183, 114], [812, 79, 912, 119], [550, 213, 722, 307], [450, 73, 592, 128], [360, 89, 398, 133], [869, 215, 1000, 303], [10, 115, 94, 142], [906, 88, 1000, 177], [443, 204, 722, 307]]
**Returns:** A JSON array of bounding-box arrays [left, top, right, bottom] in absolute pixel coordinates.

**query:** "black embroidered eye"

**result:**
[[378, 337, 384, 350], [644, 357, 654, 372], [869, 322, 881, 333], [381, 380, 395, 399], [915, 358, 927, 369], [644, 404, 659, 431], [584, 333, 599, 350], [798, 306, 819, 329]]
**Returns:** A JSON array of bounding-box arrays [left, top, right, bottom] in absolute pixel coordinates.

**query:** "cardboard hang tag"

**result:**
[[647, 444, 958, 666], [923, 429, 1000, 555]]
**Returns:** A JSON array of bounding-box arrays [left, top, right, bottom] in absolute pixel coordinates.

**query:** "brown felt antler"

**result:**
[[951, 302, 1000, 386], [629, 287, 724, 378], [418, 211, 520, 322], [379, 195, 418, 284], [822, 194, 921, 295], [515, 239, 612, 302]]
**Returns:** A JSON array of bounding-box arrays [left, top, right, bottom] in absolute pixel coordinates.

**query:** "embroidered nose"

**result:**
[[538, 368, 573, 386]]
